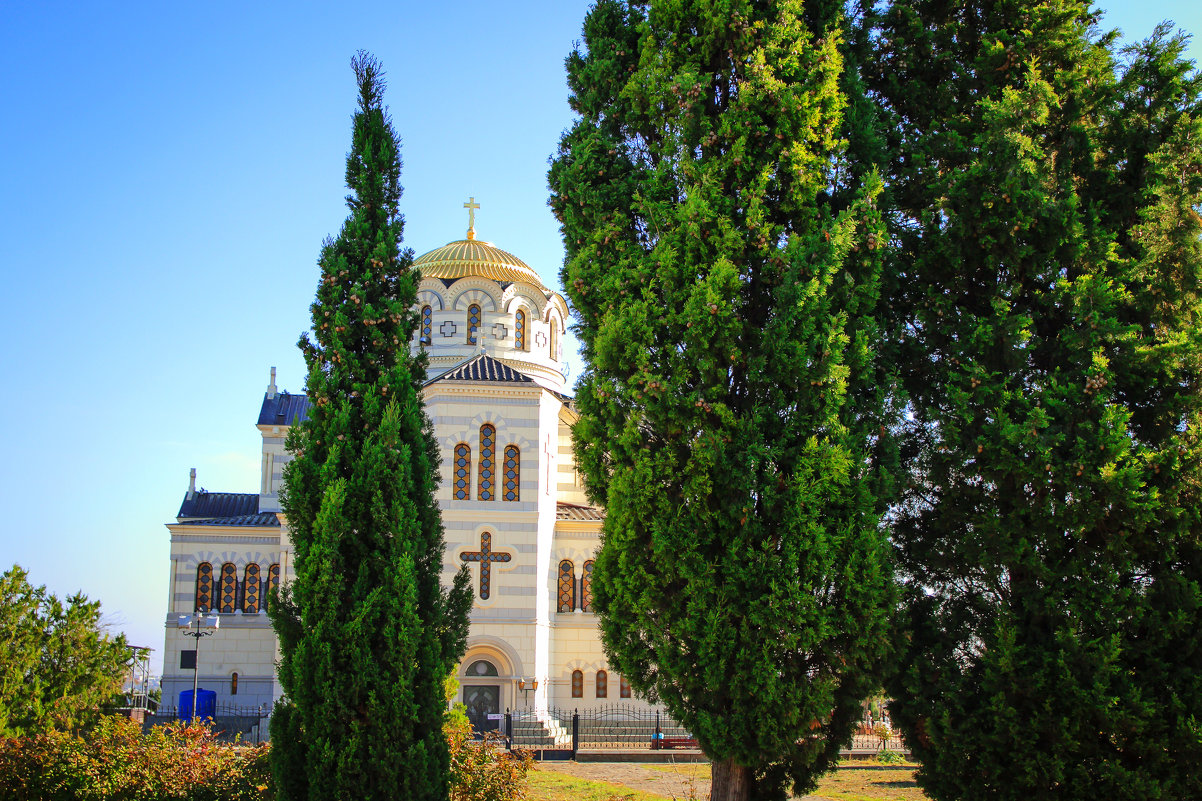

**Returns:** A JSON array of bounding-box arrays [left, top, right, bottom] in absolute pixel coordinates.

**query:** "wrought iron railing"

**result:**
[[146, 703, 272, 745]]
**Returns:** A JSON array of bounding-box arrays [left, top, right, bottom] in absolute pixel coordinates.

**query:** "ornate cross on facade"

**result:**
[[464, 197, 480, 240], [460, 531, 512, 600]]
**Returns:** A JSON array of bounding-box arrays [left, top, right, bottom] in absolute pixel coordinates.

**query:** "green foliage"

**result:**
[[268, 51, 472, 801], [0, 564, 132, 737], [445, 716, 532, 801], [0, 715, 271, 801], [549, 2, 897, 798], [867, 3, 1202, 798]]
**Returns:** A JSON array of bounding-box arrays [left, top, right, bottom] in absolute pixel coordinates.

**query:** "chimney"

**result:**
[[267, 366, 278, 399], [187, 468, 197, 500]]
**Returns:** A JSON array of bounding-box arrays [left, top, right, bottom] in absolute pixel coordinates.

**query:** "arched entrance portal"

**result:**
[[462, 659, 500, 734]]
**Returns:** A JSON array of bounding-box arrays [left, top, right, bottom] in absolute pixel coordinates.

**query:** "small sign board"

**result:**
[[486, 713, 504, 721]]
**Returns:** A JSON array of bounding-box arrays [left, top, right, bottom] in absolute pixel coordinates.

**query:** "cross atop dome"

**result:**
[[464, 197, 480, 241]]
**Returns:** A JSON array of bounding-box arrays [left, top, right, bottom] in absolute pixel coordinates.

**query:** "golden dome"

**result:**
[[413, 238, 542, 286]]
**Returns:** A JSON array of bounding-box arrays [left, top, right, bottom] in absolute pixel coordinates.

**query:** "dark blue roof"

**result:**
[[425, 354, 535, 386], [176, 513, 280, 527], [258, 392, 310, 427], [177, 492, 259, 520]]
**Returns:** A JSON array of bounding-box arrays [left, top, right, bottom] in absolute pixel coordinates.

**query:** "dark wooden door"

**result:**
[[463, 684, 500, 734]]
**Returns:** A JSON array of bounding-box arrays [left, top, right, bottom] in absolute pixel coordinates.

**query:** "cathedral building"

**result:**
[[161, 209, 634, 723]]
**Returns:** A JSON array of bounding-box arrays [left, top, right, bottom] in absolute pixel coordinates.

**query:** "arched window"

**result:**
[[194, 562, 213, 612], [571, 670, 583, 698], [466, 659, 499, 677], [620, 675, 631, 698], [514, 309, 527, 351], [231, 672, 239, 696], [478, 425, 495, 501], [596, 670, 608, 698], [219, 563, 238, 613], [453, 443, 471, 500], [267, 564, 280, 599], [242, 563, 261, 613], [467, 304, 481, 344], [582, 560, 595, 613], [421, 305, 432, 344], [503, 445, 520, 501], [557, 560, 576, 612], [550, 324, 557, 360]]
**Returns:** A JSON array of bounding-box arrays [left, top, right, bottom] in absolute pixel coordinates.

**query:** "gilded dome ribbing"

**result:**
[[413, 239, 542, 286]]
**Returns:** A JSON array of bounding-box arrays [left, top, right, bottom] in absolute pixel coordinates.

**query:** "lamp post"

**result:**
[[177, 612, 220, 721], [518, 677, 538, 706]]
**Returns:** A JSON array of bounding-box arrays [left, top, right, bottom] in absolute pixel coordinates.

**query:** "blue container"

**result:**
[[178, 688, 216, 721]]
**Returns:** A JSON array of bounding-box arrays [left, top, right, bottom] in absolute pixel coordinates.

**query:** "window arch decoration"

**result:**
[[231, 672, 239, 695], [466, 659, 499, 677], [453, 443, 471, 500], [478, 425, 495, 501], [514, 309, 527, 351], [242, 563, 261, 614], [557, 560, 576, 612], [267, 564, 280, 599], [194, 562, 213, 612], [219, 563, 238, 613], [503, 445, 520, 501], [582, 560, 595, 613], [421, 305, 433, 344], [620, 675, 631, 698], [596, 670, 608, 698], [467, 304, 481, 344], [571, 670, 583, 698]]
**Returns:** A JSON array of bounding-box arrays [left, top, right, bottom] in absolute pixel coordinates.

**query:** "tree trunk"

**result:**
[[711, 757, 752, 801]]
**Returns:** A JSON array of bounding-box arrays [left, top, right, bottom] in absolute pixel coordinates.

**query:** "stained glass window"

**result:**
[[467, 304, 481, 344], [231, 672, 239, 695], [571, 670, 583, 698], [453, 443, 471, 500], [219, 563, 238, 613], [515, 309, 526, 351], [267, 564, 280, 599], [242, 563, 261, 613], [557, 560, 575, 612], [550, 324, 557, 360], [503, 445, 520, 501], [582, 560, 595, 613], [596, 670, 608, 698], [421, 305, 432, 344], [620, 675, 631, 698], [195, 562, 213, 612], [478, 425, 495, 501]]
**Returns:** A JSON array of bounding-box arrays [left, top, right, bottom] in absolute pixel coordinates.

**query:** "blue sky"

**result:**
[[1, 1, 1197, 675]]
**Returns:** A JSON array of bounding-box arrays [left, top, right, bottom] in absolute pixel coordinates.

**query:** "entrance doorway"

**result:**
[[463, 659, 500, 734]]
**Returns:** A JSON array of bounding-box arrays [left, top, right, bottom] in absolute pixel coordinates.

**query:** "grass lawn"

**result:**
[[527, 760, 930, 801]]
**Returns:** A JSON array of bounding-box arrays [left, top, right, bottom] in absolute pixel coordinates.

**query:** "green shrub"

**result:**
[[446, 714, 531, 801], [0, 714, 271, 800]]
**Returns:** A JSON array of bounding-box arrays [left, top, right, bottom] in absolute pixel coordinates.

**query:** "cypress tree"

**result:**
[[868, 3, 1202, 798], [269, 52, 472, 801], [549, 3, 896, 799]]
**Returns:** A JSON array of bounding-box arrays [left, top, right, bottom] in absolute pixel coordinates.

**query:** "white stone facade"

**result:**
[[160, 231, 642, 721]]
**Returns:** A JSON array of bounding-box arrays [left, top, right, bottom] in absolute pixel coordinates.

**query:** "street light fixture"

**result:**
[[518, 677, 538, 705], [178, 612, 220, 721]]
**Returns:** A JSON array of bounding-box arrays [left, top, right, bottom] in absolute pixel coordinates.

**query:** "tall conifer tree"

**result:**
[[867, 3, 1202, 798], [269, 53, 472, 801], [549, 3, 896, 799]]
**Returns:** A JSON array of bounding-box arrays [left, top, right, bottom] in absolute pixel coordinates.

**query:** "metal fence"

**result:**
[[145, 703, 272, 745], [503, 704, 695, 755], [496, 704, 907, 758]]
